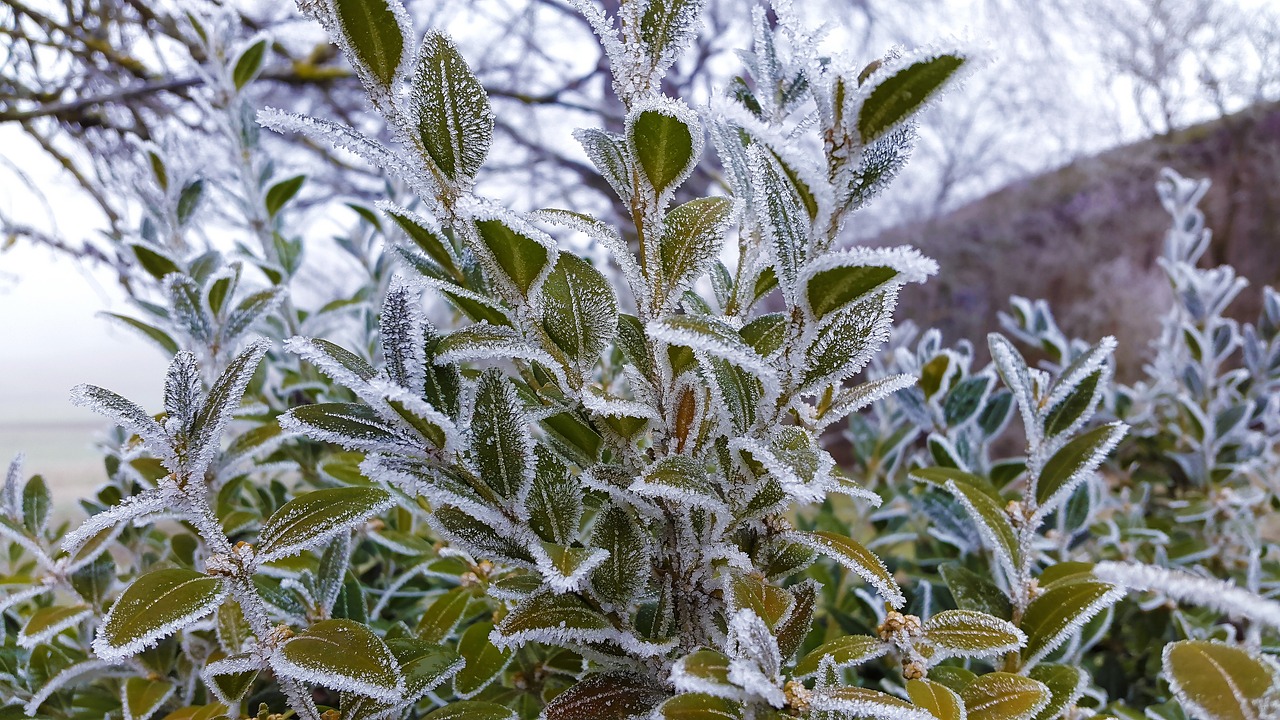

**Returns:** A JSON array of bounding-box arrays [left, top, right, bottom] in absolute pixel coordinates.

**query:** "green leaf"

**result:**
[[791, 530, 904, 608], [542, 252, 618, 365], [495, 592, 613, 646], [411, 32, 493, 181], [630, 106, 697, 195], [453, 621, 513, 698], [944, 376, 994, 428], [205, 654, 258, 704], [1034, 422, 1125, 510], [634, 455, 724, 511], [21, 474, 50, 535], [103, 313, 180, 355], [800, 290, 896, 391], [653, 693, 743, 720], [431, 507, 535, 565], [657, 197, 733, 308], [912, 467, 1003, 502], [257, 486, 394, 561], [471, 369, 534, 503], [132, 244, 182, 280], [19, 604, 92, 647], [1020, 575, 1121, 666], [590, 505, 648, 606], [932, 477, 1019, 581], [809, 686, 934, 720], [727, 572, 793, 629], [637, 0, 704, 72], [792, 635, 886, 678], [960, 672, 1051, 720], [417, 587, 473, 643], [543, 673, 667, 720], [277, 619, 403, 701], [906, 679, 966, 720], [805, 264, 899, 321], [474, 218, 552, 296], [232, 39, 267, 90], [1043, 371, 1101, 437], [538, 541, 609, 592], [1027, 664, 1087, 720], [385, 207, 459, 274], [940, 562, 1012, 620], [1163, 641, 1278, 720], [96, 569, 226, 661], [265, 174, 305, 217], [124, 677, 175, 720], [176, 179, 204, 225], [386, 636, 463, 698], [285, 402, 410, 451], [648, 314, 773, 378], [157, 704, 228, 720], [527, 446, 583, 545], [671, 649, 733, 692], [858, 52, 967, 144], [923, 610, 1025, 659], [423, 701, 517, 720], [750, 145, 809, 295], [575, 129, 633, 203], [333, 0, 406, 87]]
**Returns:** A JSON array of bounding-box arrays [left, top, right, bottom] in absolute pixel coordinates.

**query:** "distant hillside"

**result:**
[[877, 101, 1280, 378]]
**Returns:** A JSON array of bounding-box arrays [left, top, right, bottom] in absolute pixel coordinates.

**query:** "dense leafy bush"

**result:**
[[2, 3, 1277, 720]]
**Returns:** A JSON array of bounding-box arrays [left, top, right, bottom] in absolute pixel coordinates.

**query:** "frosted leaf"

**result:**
[[61, 487, 168, 557], [23, 660, 120, 716], [942, 479, 1019, 585], [203, 652, 264, 705], [1094, 562, 1280, 631], [364, 454, 505, 533], [571, 129, 636, 206], [1032, 422, 1127, 520], [302, 0, 412, 92], [409, 31, 493, 184], [93, 573, 228, 662], [280, 402, 414, 454], [988, 334, 1042, 449], [541, 252, 619, 370], [725, 609, 784, 707], [654, 197, 735, 313], [532, 542, 611, 594], [647, 315, 777, 381], [415, 275, 514, 327], [372, 380, 462, 454], [163, 352, 203, 437], [258, 109, 440, 206], [17, 604, 93, 649], [747, 143, 809, 300], [799, 289, 899, 395], [624, 96, 704, 203], [921, 609, 1026, 662], [564, 0, 629, 101], [788, 530, 904, 609], [582, 388, 662, 423], [490, 592, 618, 651], [380, 276, 427, 392], [284, 336, 375, 395], [434, 324, 562, 385], [808, 686, 937, 720], [631, 0, 707, 89], [1040, 336, 1116, 444], [0, 584, 51, 619], [813, 374, 917, 432], [165, 274, 212, 344], [188, 340, 271, 479], [2, 453, 22, 519], [588, 504, 650, 607], [532, 208, 645, 305], [428, 507, 537, 569], [629, 455, 727, 514], [70, 386, 176, 471], [469, 369, 535, 510], [461, 200, 558, 301], [270, 621, 406, 704], [799, 247, 937, 325], [849, 42, 977, 145]]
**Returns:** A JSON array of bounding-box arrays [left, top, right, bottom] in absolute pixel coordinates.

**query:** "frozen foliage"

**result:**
[[4, 3, 1279, 720]]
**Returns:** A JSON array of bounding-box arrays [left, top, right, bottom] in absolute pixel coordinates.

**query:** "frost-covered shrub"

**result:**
[[1, 4, 1278, 720]]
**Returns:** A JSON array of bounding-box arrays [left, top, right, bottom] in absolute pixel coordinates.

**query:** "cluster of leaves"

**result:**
[[1, 4, 1278, 720]]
